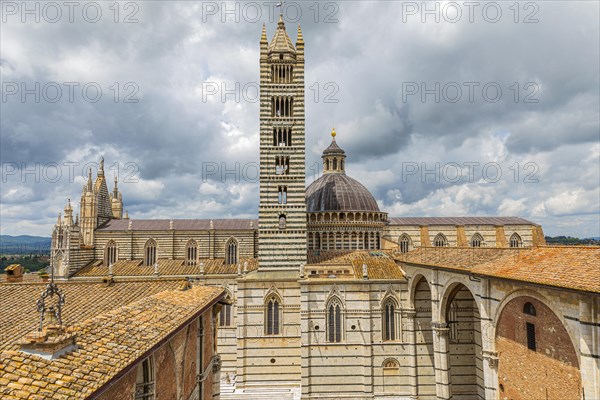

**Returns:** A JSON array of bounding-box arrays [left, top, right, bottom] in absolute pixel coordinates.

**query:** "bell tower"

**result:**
[[258, 16, 307, 269]]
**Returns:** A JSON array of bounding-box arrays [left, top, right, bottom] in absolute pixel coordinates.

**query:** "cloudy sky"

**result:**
[[1, 1, 599, 238]]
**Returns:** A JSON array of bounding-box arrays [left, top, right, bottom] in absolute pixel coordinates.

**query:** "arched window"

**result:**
[[265, 295, 281, 335], [135, 356, 154, 400], [104, 240, 117, 266], [509, 233, 522, 248], [383, 298, 396, 341], [327, 297, 343, 343], [226, 238, 238, 265], [399, 234, 411, 253], [470, 233, 484, 247], [433, 233, 448, 247], [220, 303, 232, 327], [279, 214, 286, 229], [523, 302, 536, 316], [144, 239, 157, 266], [186, 240, 197, 266]]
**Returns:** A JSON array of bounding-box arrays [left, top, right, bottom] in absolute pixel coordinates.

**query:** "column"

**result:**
[[482, 350, 499, 400], [403, 309, 418, 399], [432, 321, 451, 400]]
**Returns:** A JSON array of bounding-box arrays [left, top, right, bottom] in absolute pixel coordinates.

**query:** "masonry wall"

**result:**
[[300, 279, 410, 399], [496, 296, 581, 400], [383, 224, 536, 249], [402, 264, 599, 400], [236, 275, 302, 389], [92, 229, 256, 263], [97, 309, 219, 400]]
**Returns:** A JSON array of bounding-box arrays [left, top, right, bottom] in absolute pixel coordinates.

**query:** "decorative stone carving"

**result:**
[[482, 350, 499, 368]]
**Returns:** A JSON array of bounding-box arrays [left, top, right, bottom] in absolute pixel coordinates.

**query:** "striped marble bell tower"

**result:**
[[258, 16, 307, 270]]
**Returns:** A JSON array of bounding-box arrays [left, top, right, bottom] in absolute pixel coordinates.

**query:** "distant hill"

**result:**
[[0, 235, 51, 255], [545, 236, 600, 246]]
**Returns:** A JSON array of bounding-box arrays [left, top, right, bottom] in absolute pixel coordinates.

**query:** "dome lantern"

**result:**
[[322, 128, 346, 174]]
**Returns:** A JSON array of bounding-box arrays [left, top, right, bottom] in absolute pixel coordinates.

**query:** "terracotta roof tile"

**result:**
[[0, 285, 224, 398], [0, 280, 198, 353], [74, 258, 258, 277], [306, 250, 404, 280], [395, 246, 600, 293]]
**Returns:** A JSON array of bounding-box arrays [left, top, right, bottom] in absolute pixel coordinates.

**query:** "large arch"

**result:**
[[495, 294, 581, 400], [413, 276, 436, 398], [440, 282, 484, 399]]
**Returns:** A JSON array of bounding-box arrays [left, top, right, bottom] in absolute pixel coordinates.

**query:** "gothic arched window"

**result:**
[[327, 297, 343, 343], [226, 238, 238, 265], [135, 356, 154, 400], [399, 234, 411, 253], [383, 298, 397, 341], [265, 295, 281, 335], [470, 233, 484, 247], [186, 240, 197, 266], [433, 233, 448, 247], [104, 240, 117, 266], [510, 233, 522, 248], [144, 239, 157, 267]]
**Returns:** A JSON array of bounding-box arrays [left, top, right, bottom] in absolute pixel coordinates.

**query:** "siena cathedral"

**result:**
[[51, 15, 600, 400]]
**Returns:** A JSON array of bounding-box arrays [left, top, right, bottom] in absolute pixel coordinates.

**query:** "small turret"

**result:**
[[322, 128, 346, 174], [110, 175, 123, 219], [64, 199, 74, 226]]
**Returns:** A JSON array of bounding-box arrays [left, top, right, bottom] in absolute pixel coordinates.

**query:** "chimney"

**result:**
[[5, 264, 24, 283]]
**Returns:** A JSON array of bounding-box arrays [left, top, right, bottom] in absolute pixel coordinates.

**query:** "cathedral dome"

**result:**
[[306, 173, 380, 212], [306, 129, 380, 213]]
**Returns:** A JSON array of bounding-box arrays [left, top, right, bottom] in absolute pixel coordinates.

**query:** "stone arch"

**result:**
[[408, 272, 431, 309], [440, 281, 484, 399], [492, 289, 580, 366], [439, 279, 486, 322], [494, 291, 582, 400]]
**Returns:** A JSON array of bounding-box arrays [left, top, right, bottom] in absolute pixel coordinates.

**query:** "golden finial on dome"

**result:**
[[331, 128, 336, 138]]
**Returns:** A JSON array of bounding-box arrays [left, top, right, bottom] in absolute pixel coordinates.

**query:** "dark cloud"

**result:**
[[0, 1, 598, 238]]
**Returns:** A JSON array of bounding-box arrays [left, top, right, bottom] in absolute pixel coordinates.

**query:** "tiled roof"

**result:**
[[0, 273, 44, 283], [471, 246, 600, 293], [306, 250, 405, 280], [73, 258, 258, 277], [0, 285, 224, 399], [0, 280, 195, 353], [396, 246, 600, 293], [394, 247, 517, 270], [388, 216, 536, 226], [96, 218, 258, 231]]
